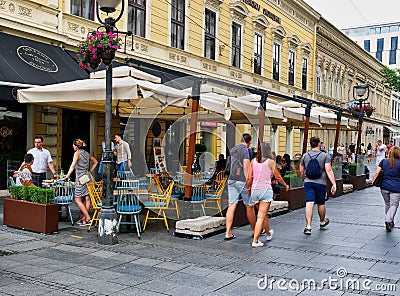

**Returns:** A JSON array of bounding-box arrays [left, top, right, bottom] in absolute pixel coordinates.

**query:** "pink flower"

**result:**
[[113, 45, 119, 49], [92, 49, 96, 54], [93, 54, 98, 59], [97, 43, 103, 48], [107, 43, 112, 47]]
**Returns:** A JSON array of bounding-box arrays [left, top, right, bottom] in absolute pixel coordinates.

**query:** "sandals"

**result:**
[[224, 234, 236, 241], [76, 219, 91, 226]]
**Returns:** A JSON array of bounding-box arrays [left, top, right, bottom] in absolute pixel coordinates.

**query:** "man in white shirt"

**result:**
[[27, 136, 57, 186], [376, 140, 386, 166]]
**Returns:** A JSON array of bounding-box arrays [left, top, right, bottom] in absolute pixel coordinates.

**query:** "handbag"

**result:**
[[78, 174, 91, 184], [373, 170, 383, 187]]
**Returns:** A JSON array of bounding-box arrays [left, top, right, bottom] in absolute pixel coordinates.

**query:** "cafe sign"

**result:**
[[17, 46, 58, 73], [242, 0, 281, 24]]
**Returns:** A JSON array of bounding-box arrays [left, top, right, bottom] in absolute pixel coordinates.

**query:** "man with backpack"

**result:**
[[300, 137, 336, 235], [224, 133, 256, 240]]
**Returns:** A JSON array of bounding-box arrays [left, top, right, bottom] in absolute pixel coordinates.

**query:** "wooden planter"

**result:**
[[279, 187, 306, 210], [327, 179, 344, 198], [3, 198, 59, 234], [349, 174, 366, 190]]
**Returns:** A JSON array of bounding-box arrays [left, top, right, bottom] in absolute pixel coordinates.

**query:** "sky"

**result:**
[[303, 0, 399, 29]]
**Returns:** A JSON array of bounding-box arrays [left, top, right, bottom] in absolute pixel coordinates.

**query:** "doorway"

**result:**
[[62, 109, 91, 175]]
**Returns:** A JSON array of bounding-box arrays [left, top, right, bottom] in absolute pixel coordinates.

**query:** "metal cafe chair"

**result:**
[[204, 177, 227, 216], [52, 179, 74, 225], [116, 187, 142, 239], [87, 181, 102, 232], [143, 181, 174, 232], [190, 181, 206, 217]]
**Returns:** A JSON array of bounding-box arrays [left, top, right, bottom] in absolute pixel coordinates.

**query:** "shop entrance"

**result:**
[[61, 109, 90, 176]]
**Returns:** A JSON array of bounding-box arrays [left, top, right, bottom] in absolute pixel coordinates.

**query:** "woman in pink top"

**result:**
[[247, 142, 276, 247]]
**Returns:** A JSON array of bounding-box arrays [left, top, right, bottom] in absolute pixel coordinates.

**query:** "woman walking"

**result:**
[[367, 143, 373, 163], [65, 139, 98, 226], [247, 142, 275, 247], [372, 146, 400, 232]]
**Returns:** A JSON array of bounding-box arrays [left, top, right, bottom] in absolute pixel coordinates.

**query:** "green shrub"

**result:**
[[283, 173, 304, 188], [195, 144, 207, 153], [8, 186, 54, 204], [348, 163, 357, 176]]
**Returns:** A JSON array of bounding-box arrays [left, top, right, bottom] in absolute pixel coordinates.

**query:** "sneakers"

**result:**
[[385, 222, 392, 232], [266, 229, 274, 241], [304, 227, 311, 235], [320, 218, 330, 228], [252, 240, 264, 247]]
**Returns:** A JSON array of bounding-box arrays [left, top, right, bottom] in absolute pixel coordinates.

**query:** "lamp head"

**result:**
[[353, 84, 369, 102], [97, 0, 122, 13]]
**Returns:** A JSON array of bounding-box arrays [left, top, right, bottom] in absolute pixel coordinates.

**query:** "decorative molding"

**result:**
[[203, 62, 218, 72], [287, 34, 300, 48], [301, 42, 312, 55], [252, 14, 269, 35], [204, 0, 223, 11], [272, 25, 286, 40], [230, 0, 248, 23]]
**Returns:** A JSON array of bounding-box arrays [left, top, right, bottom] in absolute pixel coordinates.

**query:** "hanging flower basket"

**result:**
[[363, 105, 376, 117], [76, 31, 122, 70], [347, 105, 361, 118]]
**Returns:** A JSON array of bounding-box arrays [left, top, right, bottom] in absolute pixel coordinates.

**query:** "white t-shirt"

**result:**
[[16, 167, 33, 186], [27, 147, 53, 173], [376, 144, 386, 158]]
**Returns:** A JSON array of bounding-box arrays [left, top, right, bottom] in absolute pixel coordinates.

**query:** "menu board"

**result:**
[[153, 138, 166, 170]]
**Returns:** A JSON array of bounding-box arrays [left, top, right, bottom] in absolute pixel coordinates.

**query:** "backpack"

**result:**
[[226, 146, 246, 180], [305, 152, 322, 179]]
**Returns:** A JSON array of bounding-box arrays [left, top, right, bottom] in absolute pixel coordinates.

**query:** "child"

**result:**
[[13, 153, 35, 186]]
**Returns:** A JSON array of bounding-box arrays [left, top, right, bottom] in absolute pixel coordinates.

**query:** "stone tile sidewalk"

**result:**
[[0, 186, 399, 295]]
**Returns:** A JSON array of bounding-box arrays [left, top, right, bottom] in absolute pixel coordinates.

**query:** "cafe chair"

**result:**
[[190, 183, 206, 217], [8, 176, 16, 187], [142, 181, 174, 232], [116, 187, 142, 239], [204, 177, 227, 216], [209, 170, 225, 192], [87, 181, 103, 232], [52, 179, 74, 225]]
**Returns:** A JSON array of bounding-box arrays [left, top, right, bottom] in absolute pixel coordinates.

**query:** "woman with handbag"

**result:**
[[65, 139, 98, 226], [372, 146, 400, 232]]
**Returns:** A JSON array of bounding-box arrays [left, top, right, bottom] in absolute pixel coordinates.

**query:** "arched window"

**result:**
[[316, 67, 322, 94], [323, 69, 328, 96]]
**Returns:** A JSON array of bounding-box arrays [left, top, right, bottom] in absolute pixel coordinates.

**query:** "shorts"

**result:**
[[228, 180, 253, 206], [304, 182, 326, 205], [251, 188, 273, 204]]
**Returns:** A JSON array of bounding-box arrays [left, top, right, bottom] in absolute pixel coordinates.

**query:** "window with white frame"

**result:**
[[71, 0, 95, 20], [316, 66, 321, 94], [340, 79, 343, 99], [273, 42, 280, 81], [171, 0, 185, 50], [335, 74, 339, 98], [329, 72, 333, 97], [204, 9, 216, 60], [288, 50, 295, 86], [128, 0, 146, 37], [231, 22, 241, 68], [254, 33, 262, 75], [301, 57, 307, 90], [323, 69, 328, 96]]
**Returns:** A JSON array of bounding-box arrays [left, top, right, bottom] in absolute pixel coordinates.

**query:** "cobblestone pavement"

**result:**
[[0, 185, 399, 296]]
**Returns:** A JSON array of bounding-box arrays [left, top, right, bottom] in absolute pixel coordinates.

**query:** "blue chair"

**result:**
[[116, 187, 142, 239], [8, 176, 16, 187], [190, 182, 206, 217], [52, 179, 74, 225]]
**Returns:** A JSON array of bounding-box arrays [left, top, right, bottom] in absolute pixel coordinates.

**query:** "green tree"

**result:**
[[381, 66, 400, 92]]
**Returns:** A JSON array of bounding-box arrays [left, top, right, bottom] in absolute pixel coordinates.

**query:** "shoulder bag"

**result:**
[[373, 170, 383, 187]]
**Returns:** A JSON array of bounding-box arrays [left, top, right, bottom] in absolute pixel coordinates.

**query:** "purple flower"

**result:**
[[107, 43, 112, 47]]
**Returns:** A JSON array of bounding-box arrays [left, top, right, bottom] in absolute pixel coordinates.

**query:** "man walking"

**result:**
[[225, 133, 256, 240], [114, 133, 132, 172], [348, 142, 356, 163], [300, 137, 336, 235], [376, 140, 386, 166], [27, 135, 57, 186]]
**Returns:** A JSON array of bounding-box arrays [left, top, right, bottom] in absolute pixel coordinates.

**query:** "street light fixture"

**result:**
[[95, 0, 125, 245], [353, 84, 369, 162]]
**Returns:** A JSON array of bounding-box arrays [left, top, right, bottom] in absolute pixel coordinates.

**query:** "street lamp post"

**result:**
[[96, 0, 125, 245], [354, 84, 369, 163]]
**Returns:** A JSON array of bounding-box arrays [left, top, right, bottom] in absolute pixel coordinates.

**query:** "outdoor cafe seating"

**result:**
[[115, 186, 142, 239], [52, 179, 74, 225]]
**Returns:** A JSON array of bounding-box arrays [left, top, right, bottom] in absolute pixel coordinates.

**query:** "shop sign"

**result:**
[[242, 0, 281, 24], [17, 46, 58, 72]]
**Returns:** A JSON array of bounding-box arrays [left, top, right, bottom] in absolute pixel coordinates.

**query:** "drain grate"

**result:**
[[0, 249, 14, 256]]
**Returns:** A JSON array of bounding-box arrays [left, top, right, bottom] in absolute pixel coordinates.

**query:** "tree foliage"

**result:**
[[381, 66, 400, 92]]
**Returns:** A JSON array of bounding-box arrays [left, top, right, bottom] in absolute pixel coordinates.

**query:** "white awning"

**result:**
[[385, 126, 400, 133]]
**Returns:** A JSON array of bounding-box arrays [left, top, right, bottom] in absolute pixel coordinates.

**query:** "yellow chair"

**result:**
[[87, 181, 102, 232], [211, 170, 225, 190], [204, 178, 227, 216], [142, 181, 174, 232]]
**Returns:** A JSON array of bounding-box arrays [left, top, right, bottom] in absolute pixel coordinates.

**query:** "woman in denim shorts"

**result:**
[[247, 142, 276, 247]]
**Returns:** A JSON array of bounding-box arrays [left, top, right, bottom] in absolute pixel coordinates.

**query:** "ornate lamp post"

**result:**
[[96, 0, 125, 245], [354, 84, 369, 163]]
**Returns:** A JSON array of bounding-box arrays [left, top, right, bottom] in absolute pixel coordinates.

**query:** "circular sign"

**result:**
[[17, 46, 58, 72], [18, 163, 33, 187]]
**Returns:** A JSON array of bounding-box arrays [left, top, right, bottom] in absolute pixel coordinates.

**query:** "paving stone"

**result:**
[[39, 271, 86, 285], [70, 279, 130, 295], [0, 282, 55, 296]]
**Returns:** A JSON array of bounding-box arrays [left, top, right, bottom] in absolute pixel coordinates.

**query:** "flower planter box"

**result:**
[[3, 198, 59, 234], [327, 179, 344, 198], [279, 187, 306, 210], [349, 174, 366, 190]]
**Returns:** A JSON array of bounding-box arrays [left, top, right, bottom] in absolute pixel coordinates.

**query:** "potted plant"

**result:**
[[279, 173, 306, 210], [4, 186, 58, 234], [327, 162, 344, 197], [76, 31, 123, 70], [347, 105, 361, 118], [347, 163, 366, 190], [362, 105, 376, 117]]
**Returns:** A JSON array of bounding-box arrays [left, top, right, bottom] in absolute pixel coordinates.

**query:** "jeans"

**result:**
[[116, 161, 127, 172]]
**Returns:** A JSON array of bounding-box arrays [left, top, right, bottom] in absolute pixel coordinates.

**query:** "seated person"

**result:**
[[13, 153, 35, 187], [215, 154, 226, 172]]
